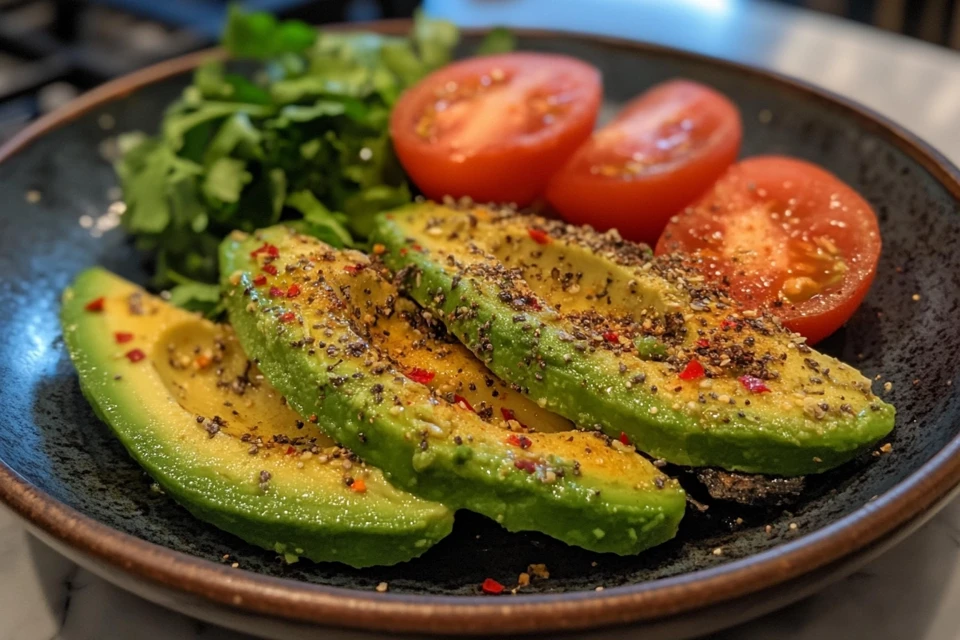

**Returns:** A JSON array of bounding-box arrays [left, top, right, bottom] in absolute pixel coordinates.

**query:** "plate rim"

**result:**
[[2, 20, 960, 635]]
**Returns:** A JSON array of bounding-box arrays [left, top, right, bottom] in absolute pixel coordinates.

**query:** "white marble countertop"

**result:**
[[3, 1, 960, 639]]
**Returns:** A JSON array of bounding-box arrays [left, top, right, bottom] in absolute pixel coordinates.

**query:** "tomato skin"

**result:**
[[546, 80, 742, 244], [390, 53, 602, 206], [656, 156, 882, 344]]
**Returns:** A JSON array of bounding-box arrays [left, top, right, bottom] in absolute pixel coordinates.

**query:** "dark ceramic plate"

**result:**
[[1, 24, 960, 639]]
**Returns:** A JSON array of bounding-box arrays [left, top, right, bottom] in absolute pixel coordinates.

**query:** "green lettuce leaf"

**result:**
[[222, 6, 316, 59], [114, 7, 476, 308], [476, 27, 517, 55]]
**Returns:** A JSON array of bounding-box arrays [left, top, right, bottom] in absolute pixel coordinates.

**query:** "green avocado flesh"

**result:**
[[61, 268, 454, 567], [220, 226, 686, 555], [371, 202, 896, 476]]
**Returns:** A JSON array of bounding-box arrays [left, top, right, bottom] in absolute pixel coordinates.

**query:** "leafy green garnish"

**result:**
[[167, 279, 224, 317], [412, 9, 460, 70], [115, 9, 512, 312], [222, 6, 316, 59], [116, 9, 461, 309], [285, 190, 353, 247], [476, 27, 517, 55]]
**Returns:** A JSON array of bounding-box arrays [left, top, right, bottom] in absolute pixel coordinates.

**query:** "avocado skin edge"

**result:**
[[371, 207, 896, 477], [62, 267, 454, 568], [219, 228, 686, 556]]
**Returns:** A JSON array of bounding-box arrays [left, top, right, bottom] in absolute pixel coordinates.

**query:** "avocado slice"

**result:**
[[371, 202, 896, 476], [220, 226, 686, 555], [61, 268, 454, 567]]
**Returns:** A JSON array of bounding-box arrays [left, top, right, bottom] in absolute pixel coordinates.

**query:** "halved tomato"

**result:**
[[546, 79, 742, 243], [390, 53, 602, 206], [656, 156, 882, 344]]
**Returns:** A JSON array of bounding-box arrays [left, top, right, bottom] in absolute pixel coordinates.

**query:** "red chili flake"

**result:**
[[528, 297, 542, 311], [602, 331, 619, 343], [262, 264, 278, 276], [399, 248, 408, 256], [253, 274, 267, 286], [619, 432, 631, 446], [269, 286, 284, 298], [84, 297, 105, 312], [405, 367, 435, 384], [696, 338, 710, 348], [195, 355, 211, 369], [351, 478, 367, 493], [343, 263, 366, 275], [500, 407, 529, 429], [505, 434, 532, 449], [250, 243, 279, 258], [286, 446, 296, 455], [528, 228, 551, 245], [125, 348, 146, 363], [679, 359, 705, 381], [453, 394, 475, 412], [412, 243, 423, 252], [481, 578, 505, 595], [114, 332, 134, 344], [279, 312, 296, 324], [739, 375, 771, 393], [721, 319, 737, 331], [286, 283, 301, 298], [514, 459, 537, 474]]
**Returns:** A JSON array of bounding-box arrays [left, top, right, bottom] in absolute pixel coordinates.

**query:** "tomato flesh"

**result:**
[[656, 156, 881, 344], [391, 53, 602, 206], [546, 79, 742, 243]]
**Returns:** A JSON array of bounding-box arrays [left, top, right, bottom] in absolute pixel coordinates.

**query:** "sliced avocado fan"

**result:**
[[371, 202, 896, 476], [220, 226, 686, 555], [61, 268, 454, 567]]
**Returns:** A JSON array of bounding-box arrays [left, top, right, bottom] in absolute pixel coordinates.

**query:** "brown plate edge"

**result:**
[[0, 21, 959, 636]]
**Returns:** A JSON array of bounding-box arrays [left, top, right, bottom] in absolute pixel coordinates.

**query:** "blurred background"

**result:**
[[0, 0, 957, 142]]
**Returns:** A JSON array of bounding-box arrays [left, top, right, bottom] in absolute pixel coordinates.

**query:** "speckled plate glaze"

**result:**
[[1, 24, 960, 639]]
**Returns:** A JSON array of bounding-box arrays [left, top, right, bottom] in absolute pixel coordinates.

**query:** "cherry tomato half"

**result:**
[[656, 156, 882, 344], [390, 52, 602, 207], [546, 79, 742, 244]]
